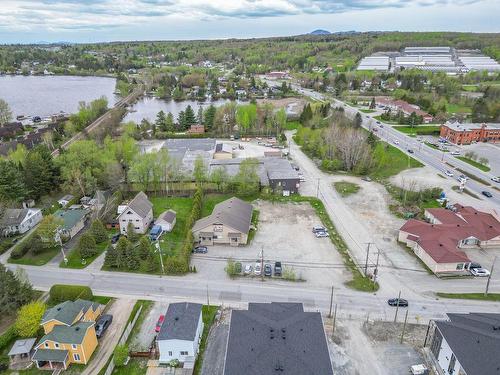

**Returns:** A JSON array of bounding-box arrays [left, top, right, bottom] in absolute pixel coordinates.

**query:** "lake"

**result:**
[[123, 97, 238, 123], [0, 75, 118, 118]]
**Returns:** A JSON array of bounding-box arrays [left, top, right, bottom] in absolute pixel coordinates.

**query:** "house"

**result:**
[[32, 299, 103, 370], [398, 205, 500, 274], [8, 338, 36, 368], [156, 209, 177, 232], [428, 313, 500, 375], [157, 302, 203, 366], [187, 124, 205, 134], [0, 208, 42, 236], [223, 302, 333, 375], [58, 195, 74, 208], [192, 197, 253, 246], [213, 143, 233, 159], [375, 97, 434, 123], [264, 158, 300, 195], [53, 209, 89, 239], [0, 122, 24, 140], [440, 121, 500, 145], [117, 191, 153, 235]]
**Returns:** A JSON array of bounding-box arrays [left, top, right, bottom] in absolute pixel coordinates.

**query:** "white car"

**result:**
[[244, 264, 253, 275], [491, 177, 500, 183], [393, 140, 400, 145], [254, 263, 262, 276], [315, 231, 329, 238], [445, 170, 454, 177], [451, 151, 460, 156], [470, 268, 490, 277]]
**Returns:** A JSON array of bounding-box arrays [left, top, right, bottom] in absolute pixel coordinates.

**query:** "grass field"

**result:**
[[359, 108, 376, 113], [446, 103, 472, 114], [334, 181, 361, 197], [60, 240, 109, 269], [461, 85, 479, 92], [437, 292, 500, 302], [456, 156, 491, 172], [371, 144, 423, 180], [393, 125, 441, 135], [8, 245, 60, 266], [373, 115, 399, 124]]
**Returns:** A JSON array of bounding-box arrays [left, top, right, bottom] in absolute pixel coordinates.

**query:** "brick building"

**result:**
[[440, 121, 500, 145]]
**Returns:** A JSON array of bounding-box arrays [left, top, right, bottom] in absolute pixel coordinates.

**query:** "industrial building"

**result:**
[[356, 56, 390, 71], [440, 121, 500, 145]]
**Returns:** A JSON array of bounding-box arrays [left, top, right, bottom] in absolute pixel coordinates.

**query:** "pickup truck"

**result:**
[[149, 225, 163, 241]]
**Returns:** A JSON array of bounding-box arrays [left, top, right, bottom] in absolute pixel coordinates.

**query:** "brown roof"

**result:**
[[192, 197, 253, 234], [158, 209, 176, 224], [120, 191, 152, 219], [376, 97, 433, 119]]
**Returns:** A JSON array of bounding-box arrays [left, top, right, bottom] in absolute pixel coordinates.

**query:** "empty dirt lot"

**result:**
[[191, 200, 351, 287]]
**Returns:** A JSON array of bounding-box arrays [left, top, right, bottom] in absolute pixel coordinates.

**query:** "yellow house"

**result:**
[[32, 299, 103, 370]]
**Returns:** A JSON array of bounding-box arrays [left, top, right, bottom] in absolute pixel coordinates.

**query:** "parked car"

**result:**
[[445, 170, 454, 177], [235, 262, 242, 273], [95, 314, 113, 338], [155, 315, 165, 332], [111, 233, 121, 244], [482, 191, 493, 198], [491, 177, 500, 183], [410, 364, 429, 375], [274, 261, 282, 276], [264, 264, 272, 276], [149, 225, 163, 241], [379, 124, 384, 128], [470, 268, 490, 277], [244, 264, 253, 275], [469, 262, 482, 270], [361, 176, 372, 182], [312, 225, 326, 233], [393, 140, 400, 145], [315, 231, 329, 238], [254, 262, 262, 276], [407, 149, 414, 154], [387, 298, 409, 307], [451, 151, 460, 156], [192, 246, 208, 254], [376, 121, 381, 124]]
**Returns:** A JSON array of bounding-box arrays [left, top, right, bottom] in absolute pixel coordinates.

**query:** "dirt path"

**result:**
[[82, 298, 135, 375]]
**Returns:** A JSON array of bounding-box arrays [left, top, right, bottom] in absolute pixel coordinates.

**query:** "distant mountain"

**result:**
[[310, 29, 331, 35]]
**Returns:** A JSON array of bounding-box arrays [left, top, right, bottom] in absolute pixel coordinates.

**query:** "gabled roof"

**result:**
[[215, 143, 233, 154], [224, 302, 333, 375], [158, 209, 176, 224], [435, 313, 500, 375], [38, 321, 94, 345], [8, 338, 36, 356], [42, 299, 99, 326], [0, 209, 30, 227], [53, 209, 88, 231], [32, 348, 68, 362], [158, 302, 202, 341], [192, 197, 253, 234], [119, 191, 152, 219]]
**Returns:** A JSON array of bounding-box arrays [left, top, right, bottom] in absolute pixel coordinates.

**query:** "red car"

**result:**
[[155, 315, 165, 332]]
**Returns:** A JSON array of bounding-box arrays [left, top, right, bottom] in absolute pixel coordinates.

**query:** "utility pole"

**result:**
[[485, 256, 497, 296], [56, 230, 67, 265], [394, 290, 402, 323], [316, 178, 320, 198], [423, 320, 432, 348], [328, 285, 334, 318], [373, 251, 380, 289], [364, 243, 372, 276], [332, 304, 338, 339], [155, 241, 165, 274], [260, 246, 264, 281], [206, 284, 210, 307], [400, 309, 409, 344]]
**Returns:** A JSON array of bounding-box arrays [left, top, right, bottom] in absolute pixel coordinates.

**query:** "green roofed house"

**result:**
[[32, 299, 103, 370], [53, 209, 89, 239]]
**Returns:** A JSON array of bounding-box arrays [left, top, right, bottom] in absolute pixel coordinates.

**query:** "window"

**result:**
[[72, 344, 77, 350], [44, 342, 49, 348], [73, 353, 81, 362], [168, 351, 172, 356], [456, 263, 464, 270], [180, 351, 188, 356], [135, 227, 140, 230], [54, 343, 60, 349], [448, 353, 456, 374]]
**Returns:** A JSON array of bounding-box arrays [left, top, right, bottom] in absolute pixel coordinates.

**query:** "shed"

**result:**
[[156, 210, 177, 232], [8, 338, 36, 361]]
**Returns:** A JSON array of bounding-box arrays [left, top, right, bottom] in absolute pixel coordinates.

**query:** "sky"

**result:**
[[0, 0, 498, 44]]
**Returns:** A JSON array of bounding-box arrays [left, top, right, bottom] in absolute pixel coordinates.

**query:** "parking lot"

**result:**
[[130, 301, 169, 351], [191, 200, 350, 287]]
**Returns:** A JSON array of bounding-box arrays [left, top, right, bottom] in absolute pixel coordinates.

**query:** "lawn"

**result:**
[[284, 121, 301, 130], [425, 142, 448, 152], [60, 241, 109, 269], [359, 109, 375, 113], [455, 156, 491, 172], [193, 305, 219, 375], [393, 125, 441, 136], [446, 103, 472, 114], [373, 115, 399, 125], [334, 181, 361, 197], [150, 196, 194, 257], [461, 85, 478, 92], [437, 293, 500, 302], [8, 246, 60, 266], [371, 144, 423, 180]]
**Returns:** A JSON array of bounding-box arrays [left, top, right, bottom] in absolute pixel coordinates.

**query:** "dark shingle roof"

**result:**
[[42, 299, 98, 326], [123, 191, 152, 219], [223, 302, 333, 375], [157, 303, 203, 341], [158, 209, 176, 224], [32, 348, 69, 362], [39, 322, 94, 345], [192, 197, 253, 234], [435, 313, 500, 375], [0, 209, 29, 227]]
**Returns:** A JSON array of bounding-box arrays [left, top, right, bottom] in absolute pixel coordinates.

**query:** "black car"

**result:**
[[95, 314, 113, 338], [387, 298, 409, 307], [407, 149, 414, 154], [469, 262, 482, 270], [111, 233, 121, 244], [482, 191, 493, 198], [264, 263, 272, 277], [192, 246, 208, 254], [274, 261, 282, 276]]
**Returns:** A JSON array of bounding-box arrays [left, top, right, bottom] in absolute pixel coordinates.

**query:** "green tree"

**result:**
[[155, 110, 167, 132], [211, 167, 229, 192], [165, 112, 175, 132], [138, 236, 151, 260], [472, 98, 491, 123], [113, 344, 129, 367], [0, 160, 27, 202], [90, 219, 108, 243], [354, 112, 362, 128], [369, 97, 376, 109], [14, 301, 46, 338], [126, 245, 141, 270], [299, 103, 313, 125], [204, 105, 216, 130], [37, 215, 63, 248], [0, 98, 12, 125], [0, 264, 35, 315], [126, 222, 139, 243], [78, 232, 98, 259], [24, 146, 59, 200], [193, 155, 207, 186], [104, 244, 119, 268], [234, 158, 260, 195], [184, 105, 196, 128], [115, 236, 131, 269], [146, 251, 159, 272]]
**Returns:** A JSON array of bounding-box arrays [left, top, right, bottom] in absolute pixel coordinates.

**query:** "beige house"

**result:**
[[117, 192, 153, 235], [399, 205, 500, 275], [192, 197, 253, 246], [213, 143, 233, 160]]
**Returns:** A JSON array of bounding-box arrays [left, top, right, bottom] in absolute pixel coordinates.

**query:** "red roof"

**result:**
[[400, 207, 500, 264], [376, 97, 433, 120]]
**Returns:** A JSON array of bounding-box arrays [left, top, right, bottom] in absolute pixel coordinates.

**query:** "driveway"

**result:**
[[201, 308, 230, 375], [81, 298, 135, 375]]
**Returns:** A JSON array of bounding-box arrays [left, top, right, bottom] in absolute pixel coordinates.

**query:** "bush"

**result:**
[[29, 235, 45, 255], [225, 258, 238, 278], [90, 220, 108, 243], [78, 232, 97, 259], [10, 243, 29, 259], [113, 344, 129, 367], [0, 326, 17, 352], [49, 284, 93, 304], [15, 301, 46, 338]]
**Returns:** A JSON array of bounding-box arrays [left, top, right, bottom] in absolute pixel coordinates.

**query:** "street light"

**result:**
[[155, 240, 165, 274], [56, 230, 67, 265]]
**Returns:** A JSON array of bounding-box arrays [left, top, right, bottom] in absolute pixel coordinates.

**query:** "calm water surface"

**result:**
[[0, 75, 117, 118]]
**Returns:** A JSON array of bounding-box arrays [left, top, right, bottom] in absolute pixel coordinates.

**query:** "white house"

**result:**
[[0, 208, 42, 236], [57, 194, 74, 208], [117, 192, 153, 235], [429, 313, 500, 375], [156, 210, 177, 232], [157, 303, 204, 366]]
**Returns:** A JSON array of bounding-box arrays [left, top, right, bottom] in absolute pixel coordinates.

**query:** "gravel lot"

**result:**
[[191, 200, 350, 287], [130, 301, 169, 351]]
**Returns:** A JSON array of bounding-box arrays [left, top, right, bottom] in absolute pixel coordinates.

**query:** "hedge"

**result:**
[[49, 284, 93, 304], [0, 326, 17, 352]]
